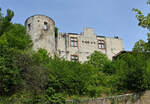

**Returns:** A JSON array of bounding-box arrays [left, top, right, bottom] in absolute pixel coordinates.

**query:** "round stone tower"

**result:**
[[25, 14, 55, 55]]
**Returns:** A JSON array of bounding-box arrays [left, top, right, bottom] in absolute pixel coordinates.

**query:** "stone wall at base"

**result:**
[[66, 91, 150, 104]]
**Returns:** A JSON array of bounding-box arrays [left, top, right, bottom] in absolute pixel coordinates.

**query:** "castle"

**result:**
[[25, 15, 124, 62]]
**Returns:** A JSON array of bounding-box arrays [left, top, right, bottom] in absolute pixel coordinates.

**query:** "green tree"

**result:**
[[0, 9, 32, 96], [86, 51, 117, 96], [0, 48, 22, 96], [5, 24, 32, 49], [133, 2, 150, 51], [114, 52, 149, 92], [133, 40, 146, 52], [87, 51, 109, 68], [87, 51, 114, 75], [0, 8, 14, 36]]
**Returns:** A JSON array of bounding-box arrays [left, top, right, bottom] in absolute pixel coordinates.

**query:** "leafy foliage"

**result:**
[[5, 24, 32, 49], [114, 52, 150, 92], [0, 50, 21, 95], [0, 8, 14, 36], [132, 40, 146, 52], [1, 5, 150, 104]]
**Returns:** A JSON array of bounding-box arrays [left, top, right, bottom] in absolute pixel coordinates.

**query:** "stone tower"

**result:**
[[25, 15, 55, 55]]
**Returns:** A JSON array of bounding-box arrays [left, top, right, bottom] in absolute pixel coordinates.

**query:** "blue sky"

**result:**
[[0, 0, 149, 50]]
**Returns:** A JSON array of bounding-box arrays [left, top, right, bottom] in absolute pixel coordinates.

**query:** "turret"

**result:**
[[25, 15, 55, 55]]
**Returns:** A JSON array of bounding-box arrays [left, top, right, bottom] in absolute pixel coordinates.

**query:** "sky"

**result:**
[[0, 0, 149, 50]]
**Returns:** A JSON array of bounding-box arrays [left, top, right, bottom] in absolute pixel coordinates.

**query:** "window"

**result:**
[[70, 37, 78, 47], [98, 40, 105, 49], [28, 23, 31, 31], [85, 41, 89, 44], [71, 55, 78, 61], [44, 22, 48, 30]]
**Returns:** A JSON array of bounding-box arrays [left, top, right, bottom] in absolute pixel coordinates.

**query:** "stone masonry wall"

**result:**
[[25, 15, 124, 61], [66, 91, 150, 104], [25, 15, 56, 55], [57, 28, 123, 62]]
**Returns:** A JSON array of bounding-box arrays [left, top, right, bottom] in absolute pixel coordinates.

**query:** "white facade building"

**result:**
[[25, 15, 124, 62]]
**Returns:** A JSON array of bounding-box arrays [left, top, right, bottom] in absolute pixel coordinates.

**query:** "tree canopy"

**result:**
[[1, 4, 150, 103]]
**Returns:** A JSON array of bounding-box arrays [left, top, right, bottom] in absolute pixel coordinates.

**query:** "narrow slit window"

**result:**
[[28, 23, 31, 31]]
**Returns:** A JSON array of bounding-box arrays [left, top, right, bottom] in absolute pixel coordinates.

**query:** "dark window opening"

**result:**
[[71, 55, 78, 61], [44, 22, 48, 30], [28, 23, 31, 31], [98, 40, 105, 49], [85, 41, 89, 44]]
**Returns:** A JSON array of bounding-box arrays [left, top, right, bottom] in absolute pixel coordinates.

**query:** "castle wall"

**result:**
[[25, 15, 55, 55], [79, 28, 98, 61], [105, 37, 124, 59], [25, 15, 124, 62], [57, 28, 123, 62], [57, 33, 70, 60], [66, 91, 150, 104]]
